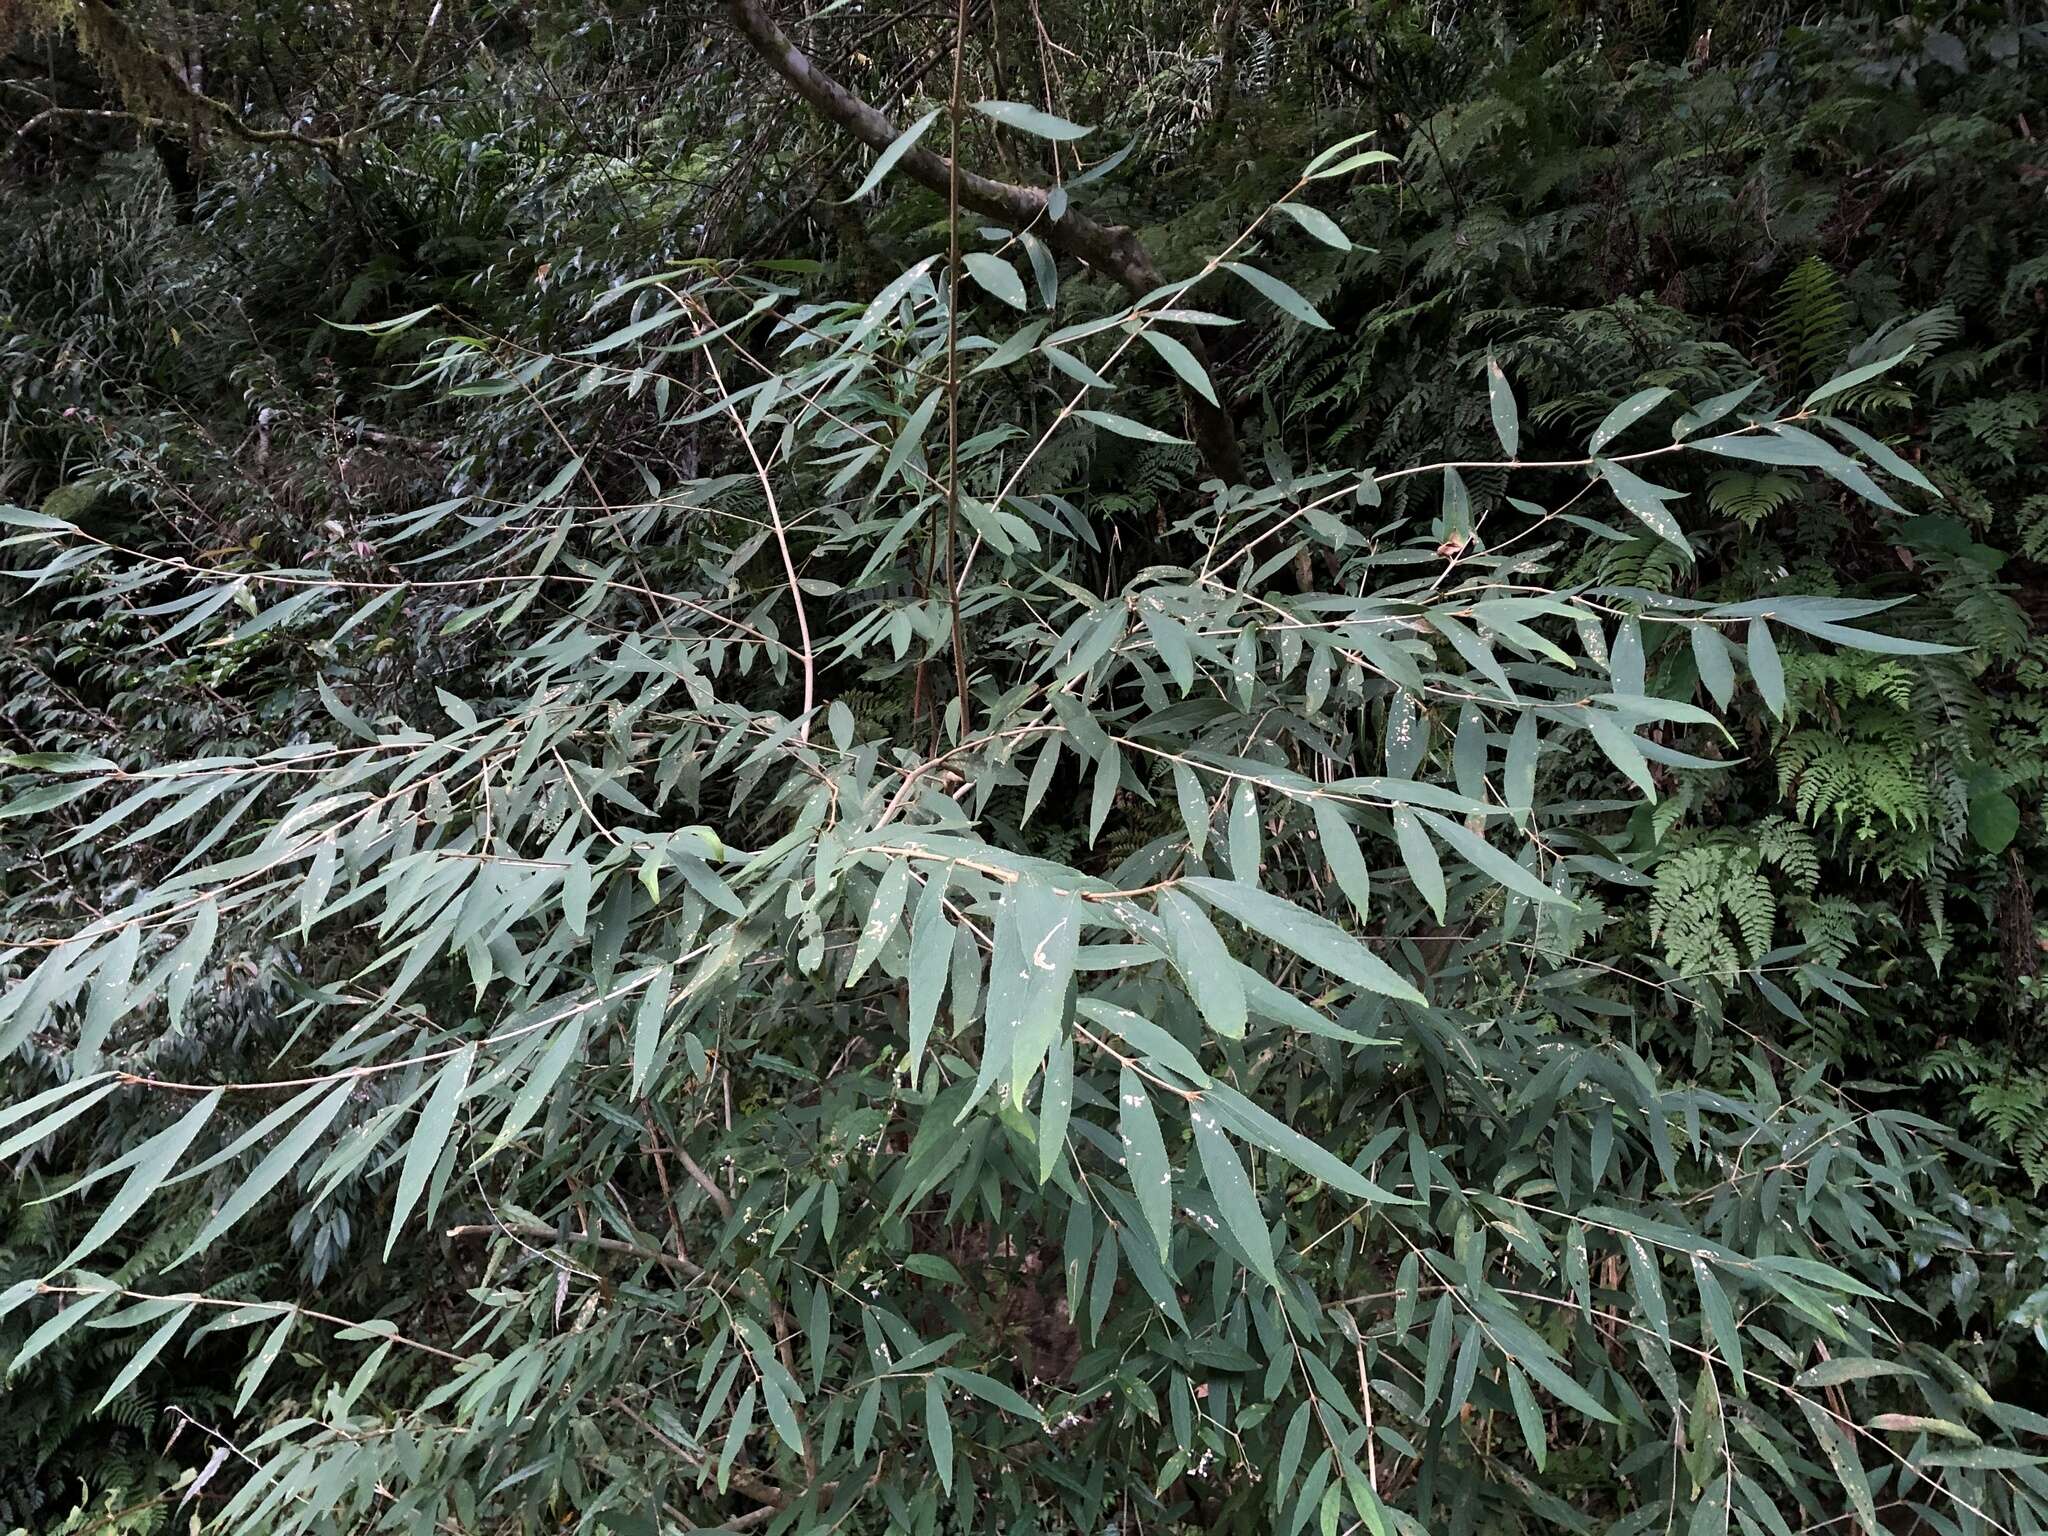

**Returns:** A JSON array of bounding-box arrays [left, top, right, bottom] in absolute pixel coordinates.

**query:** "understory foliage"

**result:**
[[4, 4, 2048, 1536]]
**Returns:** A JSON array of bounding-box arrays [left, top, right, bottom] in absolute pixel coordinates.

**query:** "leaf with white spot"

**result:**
[[1118, 1067, 1173, 1262]]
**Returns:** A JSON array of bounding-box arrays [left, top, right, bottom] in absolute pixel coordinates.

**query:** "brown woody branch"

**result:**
[[726, 0, 1243, 484]]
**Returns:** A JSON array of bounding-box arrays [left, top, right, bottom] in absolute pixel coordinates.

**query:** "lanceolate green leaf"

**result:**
[[1202, 1082, 1413, 1204], [1156, 890, 1249, 1038], [1075, 409, 1189, 445], [842, 108, 941, 201], [1413, 809, 1568, 907], [973, 99, 1091, 141], [1118, 1067, 1174, 1261], [1748, 619, 1786, 716], [1190, 1102, 1278, 1283], [1392, 810, 1446, 923], [906, 869, 952, 1089], [94, 1302, 194, 1412], [925, 1375, 956, 1493], [1310, 800, 1372, 922], [385, 1046, 474, 1258], [1487, 357, 1519, 458], [1588, 387, 1672, 453], [56, 1091, 220, 1273], [1221, 262, 1332, 329], [1037, 1034, 1073, 1184], [1693, 1257, 1745, 1390], [164, 899, 218, 1029], [178, 1080, 355, 1262], [8, 1281, 117, 1376], [848, 858, 910, 986], [1139, 329, 1219, 406], [1275, 201, 1351, 250], [1600, 460, 1692, 556], [962, 252, 1028, 310], [1182, 878, 1423, 1005], [629, 963, 673, 1097]]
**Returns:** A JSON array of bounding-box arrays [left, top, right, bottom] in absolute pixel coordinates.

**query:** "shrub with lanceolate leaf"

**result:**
[[3, 115, 2047, 1536]]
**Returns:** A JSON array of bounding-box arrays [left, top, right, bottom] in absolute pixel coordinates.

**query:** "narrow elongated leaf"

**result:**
[[1795, 1357, 1924, 1390], [1693, 1257, 1744, 1388], [973, 100, 1090, 141], [943, 1366, 1041, 1423], [1672, 378, 1762, 439], [906, 870, 952, 1089], [1203, 1082, 1412, 1203], [1222, 262, 1332, 329], [1089, 742, 1120, 844], [164, 900, 218, 1029], [761, 1375, 803, 1453], [1504, 712, 1539, 823], [867, 394, 939, 504], [1275, 202, 1351, 249], [0, 779, 96, 821], [1586, 712, 1656, 799], [630, 964, 673, 1097], [1802, 348, 1912, 410], [1487, 358, 1519, 458], [385, 1046, 474, 1258], [1505, 1361, 1548, 1471], [1414, 809, 1568, 906], [1303, 131, 1377, 174], [1118, 1067, 1174, 1261], [94, 1303, 194, 1412], [718, 1384, 755, 1492], [1821, 417, 1938, 494], [1037, 1035, 1073, 1184], [1600, 460, 1692, 557], [849, 859, 910, 985], [179, 1081, 354, 1262], [1624, 1236, 1669, 1342], [1077, 998, 1208, 1085], [1748, 619, 1785, 716], [1310, 148, 1397, 179], [843, 108, 940, 200], [1139, 330, 1219, 406], [1174, 761, 1211, 857], [57, 1090, 220, 1272], [1228, 781, 1261, 881], [1588, 387, 1672, 452], [1310, 800, 1371, 922], [972, 318, 1049, 374], [962, 252, 1027, 309], [925, 1375, 956, 1492], [1183, 878, 1424, 1005], [1156, 890, 1248, 1037], [1190, 1103, 1276, 1283], [1392, 810, 1446, 923], [77, 924, 139, 1064], [1075, 409, 1188, 445], [1692, 624, 1736, 708], [1796, 1400, 1879, 1536]]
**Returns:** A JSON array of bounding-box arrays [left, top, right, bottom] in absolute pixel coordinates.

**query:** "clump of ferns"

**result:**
[[1648, 817, 1819, 982], [1920, 1040, 2048, 1189]]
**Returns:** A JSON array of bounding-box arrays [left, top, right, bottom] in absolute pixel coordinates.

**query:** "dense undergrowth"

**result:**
[[3, 3, 2047, 1534]]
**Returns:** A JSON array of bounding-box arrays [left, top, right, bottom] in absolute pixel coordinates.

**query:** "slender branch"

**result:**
[[725, 0, 1242, 483], [673, 1147, 735, 1221], [35, 1284, 466, 1363], [444, 1221, 707, 1279], [942, 0, 974, 737], [687, 302, 818, 737]]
